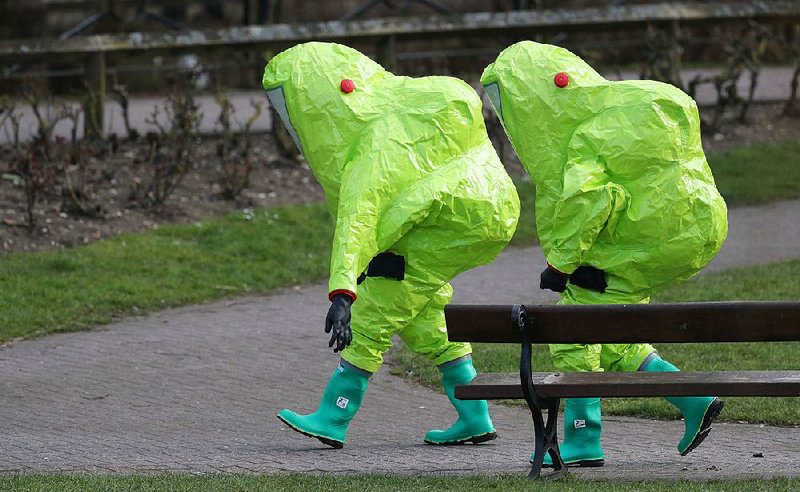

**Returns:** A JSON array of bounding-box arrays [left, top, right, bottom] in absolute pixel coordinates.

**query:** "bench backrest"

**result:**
[[445, 302, 800, 344]]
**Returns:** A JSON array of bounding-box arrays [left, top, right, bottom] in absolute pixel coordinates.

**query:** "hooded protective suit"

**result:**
[[481, 41, 727, 373], [263, 42, 520, 374]]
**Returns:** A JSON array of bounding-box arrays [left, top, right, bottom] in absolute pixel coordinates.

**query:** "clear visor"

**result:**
[[265, 86, 303, 154], [483, 82, 504, 122]]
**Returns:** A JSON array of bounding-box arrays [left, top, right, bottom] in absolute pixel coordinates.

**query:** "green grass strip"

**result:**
[[392, 257, 800, 425], [0, 205, 334, 342], [708, 139, 800, 206], [0, 474, 798, 491]]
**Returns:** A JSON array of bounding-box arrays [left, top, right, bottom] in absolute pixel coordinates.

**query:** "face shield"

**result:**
[[483, 82, 504, 123], [265, 86, 303, 154]]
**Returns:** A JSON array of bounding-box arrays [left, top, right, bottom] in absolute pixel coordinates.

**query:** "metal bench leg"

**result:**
[[543, 398, 567, 478], [527, 397, 567, 479], [516, 305, 567, 479]]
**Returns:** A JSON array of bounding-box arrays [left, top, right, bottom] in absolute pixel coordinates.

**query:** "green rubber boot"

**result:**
[[424, 356, 497, 445], [642, 355, 724, 455], [540, 397, 605, 467], [277, 362, 369, 448]]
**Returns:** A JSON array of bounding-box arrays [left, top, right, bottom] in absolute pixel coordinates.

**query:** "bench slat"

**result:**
[[445, 302, 800, 343], [455, 371, 800, 400]]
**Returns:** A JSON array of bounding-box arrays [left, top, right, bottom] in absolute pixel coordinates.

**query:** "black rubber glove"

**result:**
[[357, 252, 406, 285], [325, 293, 353, 353], [366, 252, 405, 281], [569, 266, 608, 293], [540, 265, 569, 293]]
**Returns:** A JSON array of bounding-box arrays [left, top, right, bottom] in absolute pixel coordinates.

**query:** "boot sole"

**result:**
[[277, 414, 344, 449], [541, 458, 605, 468], [424, 431, 497, 446], [680, 398, 724, 456]]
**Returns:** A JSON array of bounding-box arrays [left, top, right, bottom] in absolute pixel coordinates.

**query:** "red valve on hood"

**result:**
[[340, 79, 356, 93], [554, 72, 569, 88]]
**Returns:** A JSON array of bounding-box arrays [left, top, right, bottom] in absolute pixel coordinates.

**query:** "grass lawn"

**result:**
[[392, 257, 800, 425], [707, 139, 800, 206], [0, 205, 332, 342], [0, 139, 797, 344], [1, 474, 799, 491]]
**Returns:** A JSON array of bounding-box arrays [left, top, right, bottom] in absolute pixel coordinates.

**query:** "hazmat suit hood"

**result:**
[[263, 42, 486, 215], [263, 42, 519, 299], [481, 41, 694, 185], [263, 42, 390, 211], [482, 41, 727, 296], [481, 42, 605, 184]]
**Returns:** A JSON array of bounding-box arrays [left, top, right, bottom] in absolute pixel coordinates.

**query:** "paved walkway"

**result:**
[[1, 200, 799, 480]]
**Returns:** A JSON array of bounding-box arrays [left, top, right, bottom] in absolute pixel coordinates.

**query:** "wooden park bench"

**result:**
[[444, 301, 800, 479]]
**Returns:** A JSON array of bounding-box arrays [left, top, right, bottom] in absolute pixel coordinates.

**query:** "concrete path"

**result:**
[[1, 200, 799, 480], [1, 66, 795, 144]]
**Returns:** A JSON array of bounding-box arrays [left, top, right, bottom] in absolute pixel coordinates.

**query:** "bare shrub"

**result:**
[[3, 83, 67, 231], [129, 74, 201, 208], [111, 82, 141, 141], [214, 93, 264, 199], [0, 96, 19, 149], [21, 78, 67, 161], [688, 21, 772, 132], [640, 22, 684, 90], [60, 106, 105, 218]]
